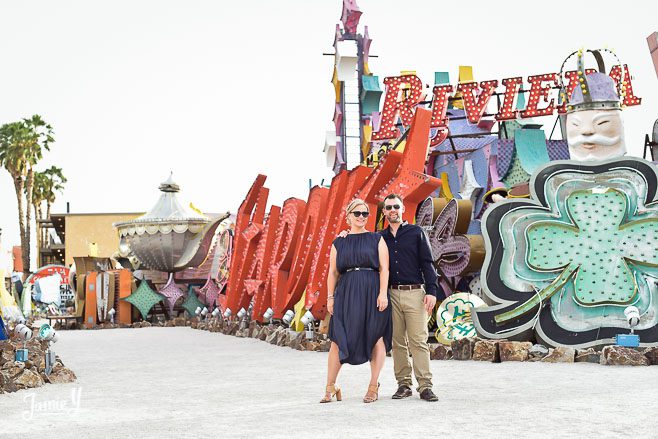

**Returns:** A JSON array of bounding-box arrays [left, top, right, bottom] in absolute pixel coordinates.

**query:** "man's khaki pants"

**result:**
[[389, 287, 432, 392]]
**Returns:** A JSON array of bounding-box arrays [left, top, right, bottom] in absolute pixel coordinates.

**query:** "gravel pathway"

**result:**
[[1, 327, 657, 438]]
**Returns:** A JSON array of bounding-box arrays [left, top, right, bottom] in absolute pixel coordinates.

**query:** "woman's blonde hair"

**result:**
[[346, 198, 369, 216]]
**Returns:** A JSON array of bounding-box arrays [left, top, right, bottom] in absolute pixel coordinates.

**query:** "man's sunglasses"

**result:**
[[351, 211, 370, 218], [384, 204, 401, 211]]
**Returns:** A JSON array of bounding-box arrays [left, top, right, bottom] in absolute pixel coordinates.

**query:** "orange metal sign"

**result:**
[[226, 109, 441, 321]]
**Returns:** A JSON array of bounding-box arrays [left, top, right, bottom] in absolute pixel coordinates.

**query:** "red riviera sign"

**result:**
[[372, 65, 641, 146]]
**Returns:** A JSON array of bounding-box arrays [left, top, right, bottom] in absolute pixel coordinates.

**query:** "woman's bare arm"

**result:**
[[377, 237, 389, 311], [326, 245, 339, 315]]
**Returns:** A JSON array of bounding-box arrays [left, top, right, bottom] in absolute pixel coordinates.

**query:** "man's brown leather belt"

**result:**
[[390, 284, 423, 290]]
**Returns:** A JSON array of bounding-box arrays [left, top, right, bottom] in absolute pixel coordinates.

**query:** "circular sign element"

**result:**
[[435, 292, 485, 345]]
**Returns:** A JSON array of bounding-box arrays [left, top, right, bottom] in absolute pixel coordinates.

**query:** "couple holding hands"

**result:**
[[321, 194, 443, 404]]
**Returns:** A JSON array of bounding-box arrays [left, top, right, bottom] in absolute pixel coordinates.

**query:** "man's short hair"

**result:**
[[384, 193, 403, 204]]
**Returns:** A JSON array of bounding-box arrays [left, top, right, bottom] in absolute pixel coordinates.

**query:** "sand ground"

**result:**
[[1, 327, 657, 438]]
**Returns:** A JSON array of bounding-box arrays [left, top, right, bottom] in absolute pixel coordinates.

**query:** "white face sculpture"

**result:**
[[566, 109, 626, 161]]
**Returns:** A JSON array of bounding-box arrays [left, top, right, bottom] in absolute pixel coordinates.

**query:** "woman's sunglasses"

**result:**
[[351, 211, 370, 218], [384, 204, 401, 211]]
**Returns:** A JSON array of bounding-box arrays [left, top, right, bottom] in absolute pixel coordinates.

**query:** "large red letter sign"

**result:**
[[371, 74, 423, 140], [520, 73, 558, 118], [429, 84, 453, 146], [224, 175, 268, 315], [456, 80, 498, 124]]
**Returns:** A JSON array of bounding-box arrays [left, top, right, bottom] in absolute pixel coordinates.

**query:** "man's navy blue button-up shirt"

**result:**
[[380, 222, 443, 299]]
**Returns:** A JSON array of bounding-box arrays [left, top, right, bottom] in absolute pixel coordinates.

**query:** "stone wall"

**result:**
[[0, 337, 76, 394], [427, 338, 658, 367]]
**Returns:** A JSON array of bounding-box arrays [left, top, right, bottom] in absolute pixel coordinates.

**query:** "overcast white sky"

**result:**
[[0, 0, 657, 249]]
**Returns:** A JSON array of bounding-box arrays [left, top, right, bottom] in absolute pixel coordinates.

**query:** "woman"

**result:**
[[320, 199, 392, 404]]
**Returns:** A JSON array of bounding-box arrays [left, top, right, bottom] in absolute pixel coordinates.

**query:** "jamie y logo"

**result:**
[[22, 387, 82, 420]]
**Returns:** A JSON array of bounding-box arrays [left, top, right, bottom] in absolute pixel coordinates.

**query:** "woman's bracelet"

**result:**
[[328, 295, 335, 299]]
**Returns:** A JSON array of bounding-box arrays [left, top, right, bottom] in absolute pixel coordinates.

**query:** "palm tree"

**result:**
[[0, 115, 54, 275], [42, 166, 67, 219], [30, 171, 48, 255], [30, 167, 67, 258]]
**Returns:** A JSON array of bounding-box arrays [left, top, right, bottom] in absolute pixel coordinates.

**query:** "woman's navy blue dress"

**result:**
[[328, 232, 392, 365]]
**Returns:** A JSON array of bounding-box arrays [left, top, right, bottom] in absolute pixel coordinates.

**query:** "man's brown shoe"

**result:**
[[391, 385, 412, 399], [419, 388, 438, 402]]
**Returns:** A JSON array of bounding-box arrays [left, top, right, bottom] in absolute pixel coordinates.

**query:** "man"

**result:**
[[381, 193, 442, 402], [338, 193, 443, 401]]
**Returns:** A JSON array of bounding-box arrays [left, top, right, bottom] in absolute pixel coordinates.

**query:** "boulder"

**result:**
[[318, 340, 332, 352], [498, 341, 532, 362], [279, 331, 299, 347], [45, 365, 77, 384], [248, 321, 258, 336], [2, 361, 26, 378], [2, 375, 18, 393], [472, 340, 500, 362], [541, 347, 575, 363], [575, 348, 601, 364], [275, 328, 289, 346], [266, 327, 283, 345], [643, 347, 658, 365], [250, 324, 262, 338], [14, 369, 44, 389], [289, 335, 305, 350], [451, 338, 478, 361], [528, 344, 549, 361], [303, 341, 319, 351], [600, 346, 648, 366], [257, 326, 270, 341], [0, 343, 13, 367], [277, 331, 289, 346], [430, 345, 452, 361]]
